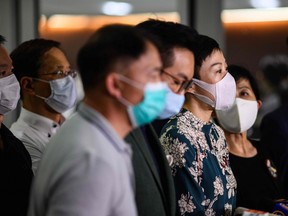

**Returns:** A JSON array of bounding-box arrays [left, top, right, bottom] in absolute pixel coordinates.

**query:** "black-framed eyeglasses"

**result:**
[[161, 70, 192, 93], [38, 69, 77, 78]]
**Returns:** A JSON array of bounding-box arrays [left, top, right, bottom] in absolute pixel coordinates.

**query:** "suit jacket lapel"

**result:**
[[130, 127, 164, 194]]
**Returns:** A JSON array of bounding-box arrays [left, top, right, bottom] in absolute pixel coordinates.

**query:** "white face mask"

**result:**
[[216, 98, 258, 133], [34, 76, 77, 113], [192, 72, 236, 110], [157, 87, 185, 119], [0, 74, 20, 115]]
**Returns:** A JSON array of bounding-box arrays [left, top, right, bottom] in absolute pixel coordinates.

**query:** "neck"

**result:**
[[225, 131, 257, 157], [0, 114, 3, 127], [84, 94, 132, 138], [183, 95, 213, 122], [23, 97, 62, 123]]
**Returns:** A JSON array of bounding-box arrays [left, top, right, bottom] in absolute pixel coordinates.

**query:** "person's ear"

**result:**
[[185, 82, 196, 94], [105, 73, 122, 99], [20, 76, 35, 95], [257, 99, 262, 109]]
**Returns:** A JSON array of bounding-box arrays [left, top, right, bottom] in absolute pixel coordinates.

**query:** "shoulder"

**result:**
[[262, 104, 288, 123], [0, 124, 32, 170]]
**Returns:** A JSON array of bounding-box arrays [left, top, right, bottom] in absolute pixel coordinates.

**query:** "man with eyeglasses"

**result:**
[[124, 19, 198, 216], [0, 34, 33, 216], [136, 20, 198, 136], [10, 38, 78, 174]]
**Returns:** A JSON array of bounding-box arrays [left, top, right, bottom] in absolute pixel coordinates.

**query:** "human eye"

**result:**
[[0, 66, 11, 78], [214, 67, 222, 74], [240, 91, 249, 96], [173, 78, 182, 85], [56, 71, 66, 78], [239, 89, 251, 98]]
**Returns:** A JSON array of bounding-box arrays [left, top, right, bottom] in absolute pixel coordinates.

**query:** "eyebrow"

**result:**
[[56, 65, 71, 70], [175, 72, 189, 81], [238, 85, 252, 90], [56, 65, 64, 69], [210, 60, 227, 68]]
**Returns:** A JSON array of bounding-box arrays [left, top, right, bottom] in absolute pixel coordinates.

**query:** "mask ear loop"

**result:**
[[188, 79, 216, 108], [117, 74, 145, 90], [116, 75, 139, 128], [32, 78, 52, 101]]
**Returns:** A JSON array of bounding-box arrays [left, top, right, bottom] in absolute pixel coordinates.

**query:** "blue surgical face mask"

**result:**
[[118, 75, 168, 128], [34, 76, 77, 113], [157, 87, 185, 119]]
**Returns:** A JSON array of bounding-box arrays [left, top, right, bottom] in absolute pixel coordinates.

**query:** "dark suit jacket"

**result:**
[[0, 124, 33, 216], [125, 124, 176, 216], [260, 104, 288, 197]]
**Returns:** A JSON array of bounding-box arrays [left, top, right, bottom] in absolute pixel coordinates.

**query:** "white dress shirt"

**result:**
[[10, 108, 62, 174]]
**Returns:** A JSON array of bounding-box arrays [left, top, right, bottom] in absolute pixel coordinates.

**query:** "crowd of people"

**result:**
[[0, 19, 287, 216]]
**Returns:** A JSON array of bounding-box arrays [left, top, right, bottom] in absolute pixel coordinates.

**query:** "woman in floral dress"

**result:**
[[160, 35, 237, 215]]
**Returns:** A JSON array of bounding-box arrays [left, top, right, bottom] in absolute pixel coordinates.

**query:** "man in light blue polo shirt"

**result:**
[[28, 24, 168, 216]]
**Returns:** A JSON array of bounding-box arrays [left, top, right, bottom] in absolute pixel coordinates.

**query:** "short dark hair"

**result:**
[[0, 35, 6, 45], [228, 65, 261, 100], [77, 24, 153, 91], [10, 38, 61, 81], [194, 34, 221, 78], [136, 19, 198, 68]]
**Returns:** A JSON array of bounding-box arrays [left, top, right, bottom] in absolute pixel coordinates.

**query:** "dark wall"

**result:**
[[225, 21, 288, 74]]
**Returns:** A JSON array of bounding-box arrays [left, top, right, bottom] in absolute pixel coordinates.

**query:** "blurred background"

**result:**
[[1, 0, 288, 137]]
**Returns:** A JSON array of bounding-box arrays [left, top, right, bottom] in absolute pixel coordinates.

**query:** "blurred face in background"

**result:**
[[0, 45, 13, 78]]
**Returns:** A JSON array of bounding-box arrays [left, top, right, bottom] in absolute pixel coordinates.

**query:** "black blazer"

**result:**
[[260, 104, 288, 198], [0, 124, 33, 216], [125, 124, 176, 216]]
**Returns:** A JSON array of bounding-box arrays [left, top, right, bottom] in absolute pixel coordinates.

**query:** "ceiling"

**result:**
[[41, 0, 288, 16]]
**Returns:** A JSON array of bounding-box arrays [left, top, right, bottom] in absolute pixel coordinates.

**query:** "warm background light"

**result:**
[[39, 12, 180, 68], [222, 7, 288, 23]]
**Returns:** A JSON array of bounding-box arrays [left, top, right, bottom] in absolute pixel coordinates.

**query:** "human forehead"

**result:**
[[166, 47, 195, 79], [40, 47, 70, 71], [125, 42, 161, 79], [236, 78, 253, 90], [129, 42, 161, 70], [201, 50, 226, 69]]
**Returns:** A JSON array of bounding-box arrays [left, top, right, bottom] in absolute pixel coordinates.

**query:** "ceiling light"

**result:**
[[101, 1, 133, 16], [250, 0, 280, 8]]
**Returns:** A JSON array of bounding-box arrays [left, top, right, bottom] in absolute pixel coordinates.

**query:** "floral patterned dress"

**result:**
[[160, 108, 237, 215]]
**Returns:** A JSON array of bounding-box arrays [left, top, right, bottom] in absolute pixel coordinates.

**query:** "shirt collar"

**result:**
[[178, 108, 213, 131], [77, 102, 132, 154], [18, 108, 62, 137]]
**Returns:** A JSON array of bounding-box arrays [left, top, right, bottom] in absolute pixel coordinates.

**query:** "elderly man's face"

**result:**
[[31, 47, 71, 101]]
